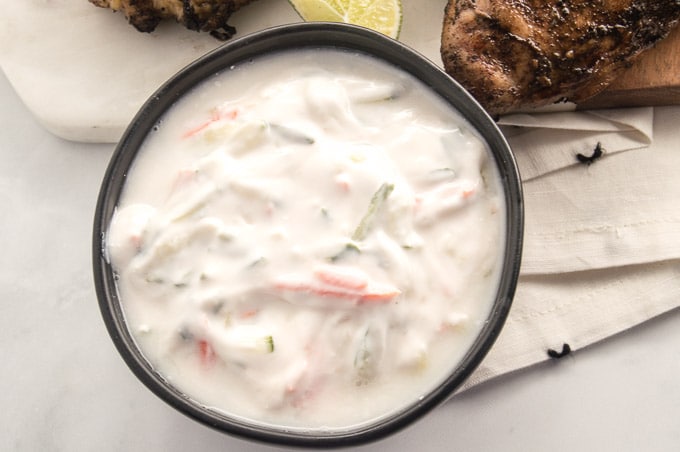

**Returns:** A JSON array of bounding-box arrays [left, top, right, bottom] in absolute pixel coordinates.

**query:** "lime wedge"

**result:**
[[289, 0, 403, 39]]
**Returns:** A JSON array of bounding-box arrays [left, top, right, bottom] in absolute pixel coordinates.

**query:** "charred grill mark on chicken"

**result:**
[[441, 0, 680, 115], [90, 0, 256, 40]]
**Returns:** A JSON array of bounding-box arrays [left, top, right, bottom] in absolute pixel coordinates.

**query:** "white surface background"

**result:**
[[1, 66, 679, 451], [0, 0, 444, 142]]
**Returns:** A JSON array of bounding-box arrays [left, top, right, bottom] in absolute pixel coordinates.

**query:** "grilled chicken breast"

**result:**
[[441, 0, 680, 115], [90, 0, 257, 40]]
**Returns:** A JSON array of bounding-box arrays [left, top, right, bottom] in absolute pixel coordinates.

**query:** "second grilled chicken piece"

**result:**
[[90, 0, 257, 40], [441, 0, 680, 115]]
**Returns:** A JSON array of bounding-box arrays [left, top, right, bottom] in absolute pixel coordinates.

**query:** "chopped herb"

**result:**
[[270, 123, 315, 145], [264, 336, 275, 353], [247, 256, 267, 268], [178, 327, 194, 341], [352, 183, 394, 241], [354, 330, 370, 374], [352, 83, 405, 103], [217, 231, 234, 242], [239, 335, 275, 353], [354, 328, 381, 385], [145, 275, 165, 284], [223, 327, 275, 354], [204, 300, 224, 315], [329, 242, 361, 262]]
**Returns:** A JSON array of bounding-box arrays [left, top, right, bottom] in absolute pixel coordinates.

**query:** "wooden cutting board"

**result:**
[[577, 24, 680, 109]]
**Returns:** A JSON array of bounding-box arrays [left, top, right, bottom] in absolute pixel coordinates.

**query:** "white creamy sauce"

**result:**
[[107, 49, 505, 431]]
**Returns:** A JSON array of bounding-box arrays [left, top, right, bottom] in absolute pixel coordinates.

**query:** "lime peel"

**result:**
[[288, 0, 403, 39]]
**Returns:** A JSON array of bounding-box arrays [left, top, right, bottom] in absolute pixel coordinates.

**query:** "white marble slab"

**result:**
[[0, 0, 446, 143]]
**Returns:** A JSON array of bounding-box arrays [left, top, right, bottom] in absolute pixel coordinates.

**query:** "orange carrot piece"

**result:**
[[359, 287, 401, 302], [182, 121, 213, 139], [129, 234, 143, 251], [182, 109, 239, 139], [274, 277, 400, 304], [334, 173, 352, 192], [308, 286, 363, 299], [170, 168, 197, 192], [313, 265, 368, 290], [239, 309, 259, 319], [197, 339, 216, 366], [274, 281, 360, 300]]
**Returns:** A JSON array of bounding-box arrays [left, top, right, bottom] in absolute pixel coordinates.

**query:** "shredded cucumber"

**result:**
[[352, 183, 394, 241]]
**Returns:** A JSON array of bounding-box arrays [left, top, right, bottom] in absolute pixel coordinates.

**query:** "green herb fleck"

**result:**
[[329, 242, 361, 262], [264, 336, 275, 353], [247, 256, 267, 269], [270, 124, 315, 145]]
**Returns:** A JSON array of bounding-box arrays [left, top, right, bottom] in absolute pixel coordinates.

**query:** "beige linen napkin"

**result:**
[[461, 106, 680, 391]]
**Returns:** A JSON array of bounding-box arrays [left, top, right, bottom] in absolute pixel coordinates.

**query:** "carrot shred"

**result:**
[[274, 276, 400, 304], [182, 121, 212, 139], [313, 265, 368, 290], [129, 234, 143, 251], [274, 281, 357, 299], [170, 168, 197, 193], [239, 309, 259, 319], [182, 109, 239, 139], [197, 339, 216, 366], [359, 287, 401, 302]]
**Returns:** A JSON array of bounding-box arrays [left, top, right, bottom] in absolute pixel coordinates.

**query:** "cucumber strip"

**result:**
[[328, 242, 361, 262], [269, 123, 315, 145], [352, 183, 394, 241]]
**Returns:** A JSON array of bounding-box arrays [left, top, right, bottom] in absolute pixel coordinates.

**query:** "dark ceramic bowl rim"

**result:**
[[93, 22, 523, 448]]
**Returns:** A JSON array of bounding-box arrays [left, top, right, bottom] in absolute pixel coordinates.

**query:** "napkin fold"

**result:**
[[461, 106, 680, 392], [498, 108, 653, 180]]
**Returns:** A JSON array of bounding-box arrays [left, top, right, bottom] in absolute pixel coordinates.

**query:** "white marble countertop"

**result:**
[[1, 68, 679, 452]]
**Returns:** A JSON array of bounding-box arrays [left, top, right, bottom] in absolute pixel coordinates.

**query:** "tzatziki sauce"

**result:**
[[107, 48, 506, 431]]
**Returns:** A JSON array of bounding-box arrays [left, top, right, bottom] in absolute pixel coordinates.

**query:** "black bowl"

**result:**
[[93, 22, 523, 448]]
